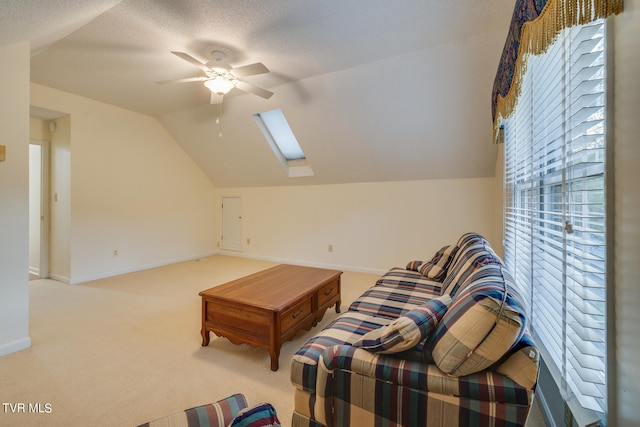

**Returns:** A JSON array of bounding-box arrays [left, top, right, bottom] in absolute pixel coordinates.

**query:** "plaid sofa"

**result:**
[[290, 233, 539, 427]]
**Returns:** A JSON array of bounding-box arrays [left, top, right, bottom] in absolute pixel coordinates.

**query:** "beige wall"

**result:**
[[30, 83, 218, 284], [29, 116, 51, 140], [612, 1, 640, 424], [28, 144, 41, 273], [0, 42, 31, 356], [49, 115, 71, 281], [28, 118, 52, 276], [216, 178, 497, 273]]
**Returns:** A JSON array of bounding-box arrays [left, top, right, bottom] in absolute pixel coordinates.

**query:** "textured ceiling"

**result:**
[[2, 0, 514, 187]]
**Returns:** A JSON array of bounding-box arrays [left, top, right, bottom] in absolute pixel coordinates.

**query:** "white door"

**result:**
[[221, 196, 242, 251], [29, 140, 50, 279]]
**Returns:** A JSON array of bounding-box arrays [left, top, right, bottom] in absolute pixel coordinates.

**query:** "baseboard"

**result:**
[[66, 250, 389, 285], [29, 266, 39, 276], [219, 251, 388, 276], [0, 337, 31, 357], [70, 251, 219, 285], [535, 385, 556, 427], [49, 273, 70, 284]]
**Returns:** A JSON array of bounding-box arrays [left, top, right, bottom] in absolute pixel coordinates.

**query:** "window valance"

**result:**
[[491, 0, 623, 141]]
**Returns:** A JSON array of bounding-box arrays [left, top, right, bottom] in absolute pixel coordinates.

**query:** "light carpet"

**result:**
[[0, 256, 376, 427]]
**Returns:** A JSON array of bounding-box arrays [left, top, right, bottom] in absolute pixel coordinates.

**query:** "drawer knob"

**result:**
[[291, 307, 305, 319]]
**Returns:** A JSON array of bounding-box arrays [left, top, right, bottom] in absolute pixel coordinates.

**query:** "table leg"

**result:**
[[201, 328, 210, 346], [335, 300, 341, 313], [270, 347, 280, 371]]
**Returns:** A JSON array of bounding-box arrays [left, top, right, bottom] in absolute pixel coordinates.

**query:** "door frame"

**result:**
[[220, 195, 243, 251], [30, 139, 50, 279]]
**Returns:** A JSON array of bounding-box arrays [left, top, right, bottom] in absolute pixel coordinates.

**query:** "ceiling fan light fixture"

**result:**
[[204, 77, 236, 95]]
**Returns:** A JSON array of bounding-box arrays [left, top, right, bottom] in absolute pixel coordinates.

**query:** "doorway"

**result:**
[[29, 139, 50, 279]]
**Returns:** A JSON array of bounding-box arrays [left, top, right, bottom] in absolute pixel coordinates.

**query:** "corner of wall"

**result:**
[[0, 41, 31, 356]]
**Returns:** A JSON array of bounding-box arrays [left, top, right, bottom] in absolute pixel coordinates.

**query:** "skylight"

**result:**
[[253, 109, 314, 177]]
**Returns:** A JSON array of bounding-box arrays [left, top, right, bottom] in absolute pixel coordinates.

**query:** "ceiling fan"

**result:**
[[157, 50, 273, 104]]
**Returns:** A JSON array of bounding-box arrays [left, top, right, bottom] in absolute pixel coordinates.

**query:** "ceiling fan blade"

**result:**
[[156, 76, 208, 85], [210, 93, 223, 104], [171, 51, 210, 71], [231, 62, 269, 77], [235, 81, 273, 99]]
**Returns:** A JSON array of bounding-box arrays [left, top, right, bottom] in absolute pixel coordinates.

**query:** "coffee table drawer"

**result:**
[[281, 297, 312, 333], [206, 300, 271, 337], [318, 279, 340, 307]]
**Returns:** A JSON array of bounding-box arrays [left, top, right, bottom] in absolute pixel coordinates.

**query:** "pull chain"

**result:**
[[217, 100, 223, 138]]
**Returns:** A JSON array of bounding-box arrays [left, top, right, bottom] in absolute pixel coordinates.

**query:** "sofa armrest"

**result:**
[[322, 344, 428, 389], [319, 344, 534, 405]]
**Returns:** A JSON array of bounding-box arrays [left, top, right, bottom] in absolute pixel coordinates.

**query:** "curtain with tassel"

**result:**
[[491, 0, 623, 142]]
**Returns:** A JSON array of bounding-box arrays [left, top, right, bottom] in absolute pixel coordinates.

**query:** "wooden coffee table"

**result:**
[[199, 264, 342, 371]]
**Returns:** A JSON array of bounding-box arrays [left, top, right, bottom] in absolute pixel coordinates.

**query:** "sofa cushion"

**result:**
[[290, 311, 391, 392], [348, 268, 441, 319], [374, 267, 443, 293], [138, 393, 248, 427], [418, 245, 459, 281], [427, 265, 526, 376], [440, 240, 496, 297], [353, 295, 452, 353]]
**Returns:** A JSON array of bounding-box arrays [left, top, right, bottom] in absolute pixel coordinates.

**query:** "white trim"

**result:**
[[218, 250, 388, 276], [69, 252, 218, 285], [0, 337, 31, 357], [534, 384, 556, 427], [49, 273, 70, 284]]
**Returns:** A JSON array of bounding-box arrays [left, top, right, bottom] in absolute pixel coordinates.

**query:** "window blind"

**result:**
[[503, 19, 607, 422]]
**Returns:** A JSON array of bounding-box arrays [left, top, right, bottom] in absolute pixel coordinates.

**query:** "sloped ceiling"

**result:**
[[1, 0, 514, 187]]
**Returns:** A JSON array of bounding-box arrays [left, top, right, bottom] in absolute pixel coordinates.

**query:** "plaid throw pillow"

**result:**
[[405, 260, 423, 271], [353, 295, 451, 354], [427, 267, 526, 376], [138, 393, 248, 427], [230, 403, 281, 427], [418, 245, 459, 281]]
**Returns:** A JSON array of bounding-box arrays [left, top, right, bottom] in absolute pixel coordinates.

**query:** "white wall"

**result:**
[[49, 115, 71, 281], [217, 178, 497, 273], [612, 1, 640, 424], [0, 42, 31, 356], [30, 83, 218, 284], [28, 144, 41, 274]]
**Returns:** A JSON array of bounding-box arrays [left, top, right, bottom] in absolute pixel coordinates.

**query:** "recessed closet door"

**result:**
[[221, 196, 242, 251]]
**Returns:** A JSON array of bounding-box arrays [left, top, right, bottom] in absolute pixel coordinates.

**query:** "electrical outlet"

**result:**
[[328, 244, 333, 252], [246, 238, 251, 245], [113, 249, 119, 257]]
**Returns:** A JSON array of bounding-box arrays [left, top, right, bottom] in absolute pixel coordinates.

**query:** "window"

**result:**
[[253, 109, 314, 177], [503, 19, 608, 424]]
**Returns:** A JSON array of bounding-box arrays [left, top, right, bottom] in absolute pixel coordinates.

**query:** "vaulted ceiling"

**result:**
[[1, 0, 514, 187]]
